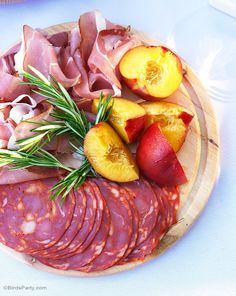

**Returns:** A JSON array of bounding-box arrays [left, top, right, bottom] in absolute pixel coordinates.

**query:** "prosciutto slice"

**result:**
[[73, 11, 141, 98], [0, 42, 20, 74], [0, 166, 60, 185], [16, 25, 81, 88], [79, 11, 119, 65], [88, 28, 141, 89], [0, 95, 40, 149], [72, 50, 120, 98], [0, 72, 30, 101]]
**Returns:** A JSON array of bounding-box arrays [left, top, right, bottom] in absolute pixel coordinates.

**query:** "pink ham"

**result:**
[[73, 11, 141, 98], [0, 72, 30, 101], [0, 42, 20, 74], [19, 25, 81, 88], [79, 11, 119, 65], [0, 166, 61, 185], [72, 50, 120, 98], [88, 28, 141, 89]]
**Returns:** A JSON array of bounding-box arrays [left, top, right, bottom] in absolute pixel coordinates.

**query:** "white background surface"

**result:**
[[0, 0, 236, 295]]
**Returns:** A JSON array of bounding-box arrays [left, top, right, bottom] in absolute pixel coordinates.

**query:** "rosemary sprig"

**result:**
[[95, 93, 114, 124], [0, 148, 70, 171], [21, 66, 91, 138]]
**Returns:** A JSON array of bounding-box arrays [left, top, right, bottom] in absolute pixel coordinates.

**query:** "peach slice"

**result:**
[[136, 122, 187, 187], [119, 46, 183, 101], [92, 98, 146, 144], [84, 122, 139, 182], [140, 102, 193, 152]]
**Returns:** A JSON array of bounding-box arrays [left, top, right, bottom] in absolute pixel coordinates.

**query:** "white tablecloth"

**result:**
[[0, 0, 235, 295]]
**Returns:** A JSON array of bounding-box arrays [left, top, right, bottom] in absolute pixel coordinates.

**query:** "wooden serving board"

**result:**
[[0, 22, 220, 277]]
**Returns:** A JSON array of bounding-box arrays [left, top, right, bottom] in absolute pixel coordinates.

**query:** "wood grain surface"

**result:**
[[0, 22, 220, 277]]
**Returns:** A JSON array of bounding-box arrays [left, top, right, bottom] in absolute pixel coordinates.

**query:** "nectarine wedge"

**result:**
[[141, 102, 193, 152], [136, 123, 187, 187], [119, 46, 183, 100], [92, 98, 146, 144], [84, 122, 139, 182]]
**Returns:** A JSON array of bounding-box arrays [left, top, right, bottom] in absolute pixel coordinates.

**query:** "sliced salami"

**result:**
[[0, 178, 75, 253], [45, 181, 97, 258], [162, 186, 180, 226], [125, 184, 180, 262], [113, 183, 139, 262], [47, 180, 103, 259], [79, 178, 133, 272], [36, 192, 110, 270], [121, 178, 159, 246], [31, 186, 87, 257]]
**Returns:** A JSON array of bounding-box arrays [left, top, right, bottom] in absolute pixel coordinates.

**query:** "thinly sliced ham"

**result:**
[[16, 25, 81, 89], [14, 103, 53, 140], [0, 95, 40, 149], [0, 166, 60, 185], [72, 50, 120, 98], [73, 11, 141, 98], [0, 72, 30, 101], [88, 28, 141, 89], [0, 42, 20, 74]]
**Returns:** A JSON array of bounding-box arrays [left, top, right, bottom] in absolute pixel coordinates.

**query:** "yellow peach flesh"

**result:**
[[92, 98, 146, 144], [84, 122, 139, 182], [141, 102, 193, 152]]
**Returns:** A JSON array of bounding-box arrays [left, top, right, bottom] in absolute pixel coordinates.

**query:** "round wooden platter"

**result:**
[[0, 22, 220, 277]]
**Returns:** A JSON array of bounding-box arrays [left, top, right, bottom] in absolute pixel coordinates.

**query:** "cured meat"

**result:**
[[30, 186, 87, 257], [0, 72, 30, 101], [72, 50, 120, 99], [73, 11, 141, 98], [121, 178, 159, 246], [0, 178, 75, 253], [14, 104, 54, 141], [88, 28, 141, 89], [64, 180, 103, 256], [111, 182, 139, 261], [79, 178, 133, 272], [162, 186, 180, 227], [36, 193, 110, 270], [42, 180, 103, 259], [79, 11, 118, 65], [0, 42, 20, 74], [45, 181, 98, 258], [18, 25, 81, 88], [125, 184, 180, 262], [0, 166, 61, 185], [0, 94, 40, 149]]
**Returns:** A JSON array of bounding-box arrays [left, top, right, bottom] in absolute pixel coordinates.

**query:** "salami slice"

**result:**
[[112, 183, 139, 262], [0, 178, 75, 253], [47, 180, 103, 259], [31, 186, 87, 257], [44, 181, 97, 258], [79, 178, 133, 272], [36, 192, 110, 270], [162, 186, 180, 226], [125, 184, 180, 262], [121, 178, 159, 246]]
